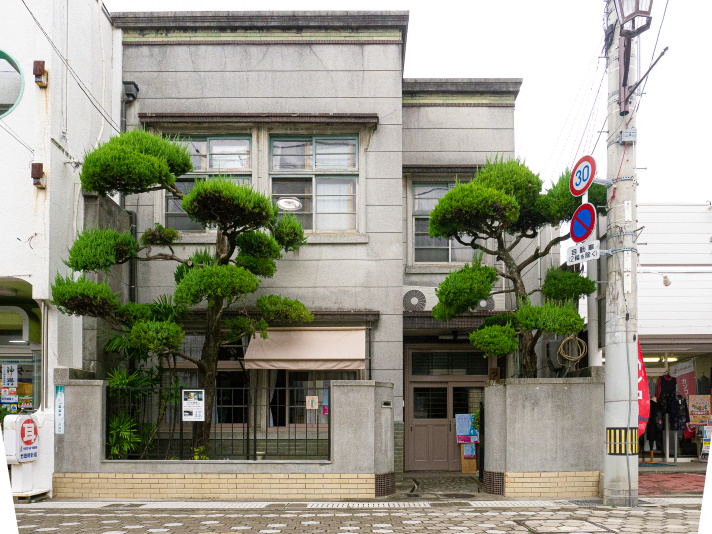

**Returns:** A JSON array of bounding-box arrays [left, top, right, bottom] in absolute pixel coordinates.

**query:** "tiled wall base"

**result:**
[[504, 471, 600, 498], [53, 473, 377, 500]]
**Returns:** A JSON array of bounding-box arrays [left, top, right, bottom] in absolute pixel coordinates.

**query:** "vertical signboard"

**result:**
[[181, 390, 205, 422], [670, 360, 697, 399], [55, 385, 65, 435]]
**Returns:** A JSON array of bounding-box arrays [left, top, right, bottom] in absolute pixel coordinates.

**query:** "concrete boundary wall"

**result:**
[[483, 369, 604, 497], [53, 374, 394, 498]]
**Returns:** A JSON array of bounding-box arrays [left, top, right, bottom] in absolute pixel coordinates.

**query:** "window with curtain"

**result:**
[[271, 136, 358, 232], [413, 182, 473, 263], [165, 137, 252, 231]]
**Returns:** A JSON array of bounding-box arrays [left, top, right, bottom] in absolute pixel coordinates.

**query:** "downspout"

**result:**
[[40, 300, 49, 410], [366, 326, 373, 380]]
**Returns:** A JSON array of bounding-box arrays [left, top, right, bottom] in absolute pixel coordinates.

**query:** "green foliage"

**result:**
[[129, 320, 184, 353], [432, 261, 498, 322], [481, 312, 519, 329], [174, 248, 217, 285], [191, 446, 210, 460], [140, 224, 180, 247], [469, 324, 518, 358], [51, 274, 121, 318], [542, 172, 608, 225], [541, 268, 596, 302], [107, 412, 141, 459], [118, 302, 152, 326], [429, 181, 519, 240], [256, 295, 314, 323], [148, 295, 188, 323], [272, 214, 307, 252], [106, 368, 160, 389], [234, 232, 282, 277], [65, 229, 139, 272], [234, 255, 277, 278], [81, 130, 191, 196], [182, 178, 278, 229], [225, 316, 270, 340], [516, 301, 584, 336], [174, 265, 260, 306], [235, 232, 282, 259], [475, 158, 546, 234]]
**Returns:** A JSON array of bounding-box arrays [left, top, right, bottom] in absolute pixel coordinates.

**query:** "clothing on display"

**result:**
[[697, 374, 711, 396], [657, 374, 677, 414], [647, 398, 663, 452], [669, 394, 690, 432]]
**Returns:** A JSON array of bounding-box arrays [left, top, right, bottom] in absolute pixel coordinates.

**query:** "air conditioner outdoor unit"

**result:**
[[402, 286, 501, 313]]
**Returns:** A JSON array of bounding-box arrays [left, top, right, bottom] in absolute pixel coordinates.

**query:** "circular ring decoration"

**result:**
[[0, 50, 24, 119]]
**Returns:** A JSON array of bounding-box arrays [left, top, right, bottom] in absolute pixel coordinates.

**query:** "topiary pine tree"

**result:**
[[428, 158, 604, 378], [51, 130, 312, 451]]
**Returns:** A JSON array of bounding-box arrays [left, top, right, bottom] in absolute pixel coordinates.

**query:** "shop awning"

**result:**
[[243, 328, 366, 370]]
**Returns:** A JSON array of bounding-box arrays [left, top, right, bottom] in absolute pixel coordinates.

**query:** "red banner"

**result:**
[[638, 340, 650, 437]]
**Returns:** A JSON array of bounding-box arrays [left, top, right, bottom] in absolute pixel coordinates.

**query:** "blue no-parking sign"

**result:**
[[570, 203, 597, 243]]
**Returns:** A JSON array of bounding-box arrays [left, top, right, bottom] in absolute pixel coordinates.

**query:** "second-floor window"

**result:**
[[413, 183, 472, 263], [166, 137, 252, 231], [270, 136, 358, 232]]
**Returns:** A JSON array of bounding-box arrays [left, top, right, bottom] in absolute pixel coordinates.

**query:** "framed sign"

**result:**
[[690, 395, 710, 425], [182, 389, 205, 422]]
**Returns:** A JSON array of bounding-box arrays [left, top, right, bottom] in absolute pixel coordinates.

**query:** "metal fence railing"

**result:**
[[105, 386, 331, 461]]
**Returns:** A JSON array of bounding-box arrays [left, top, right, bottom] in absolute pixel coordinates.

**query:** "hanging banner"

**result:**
[[638, 340, 650, 437], [455, 414, 479, 444], [670, 359, 697, 399]]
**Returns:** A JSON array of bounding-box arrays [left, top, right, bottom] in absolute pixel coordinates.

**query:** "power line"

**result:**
[[19, 0, 120, 134], [0, 119, 34, 155]]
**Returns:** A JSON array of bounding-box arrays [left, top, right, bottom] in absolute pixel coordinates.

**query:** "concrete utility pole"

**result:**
[[602, 0, 647, 507]]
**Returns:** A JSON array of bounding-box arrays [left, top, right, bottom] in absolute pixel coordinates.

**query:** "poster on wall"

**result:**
[[670, 360, 697, 399], [181, 389, 205, 422], [689, 395, 711, 425], [455, 414, 479, 444], [2, 364, 18, 387], [305, 396, 319, 410], [463, 443, 476, 459]]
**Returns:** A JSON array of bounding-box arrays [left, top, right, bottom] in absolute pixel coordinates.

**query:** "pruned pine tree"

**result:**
[[51, 130, 313, 450], [428, 159, 603, 377]]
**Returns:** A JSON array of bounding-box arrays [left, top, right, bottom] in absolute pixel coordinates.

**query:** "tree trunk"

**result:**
[[519, 330, 538, 378], [193, 296, 223, 454]]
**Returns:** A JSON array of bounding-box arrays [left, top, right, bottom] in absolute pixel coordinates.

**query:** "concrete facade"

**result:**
[[3, 7, 526, 497], [483, 369, 605, 497]]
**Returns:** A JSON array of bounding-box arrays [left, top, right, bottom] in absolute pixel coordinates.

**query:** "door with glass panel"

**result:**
[[405, 347, 488, 471]]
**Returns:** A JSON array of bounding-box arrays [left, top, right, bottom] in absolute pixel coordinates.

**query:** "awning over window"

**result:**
[[243, 328, 366, 370]]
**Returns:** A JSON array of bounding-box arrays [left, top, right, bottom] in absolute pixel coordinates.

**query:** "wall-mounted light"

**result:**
[[33, 60, 47, 88], [31, 162, 45, 189], [276, 197, 303, 211]]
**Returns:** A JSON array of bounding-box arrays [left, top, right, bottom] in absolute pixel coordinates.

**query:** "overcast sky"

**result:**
[[103, 0, 710, 205]]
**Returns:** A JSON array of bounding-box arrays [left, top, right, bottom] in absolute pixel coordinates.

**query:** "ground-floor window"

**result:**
[[1, 350, 41, 413]]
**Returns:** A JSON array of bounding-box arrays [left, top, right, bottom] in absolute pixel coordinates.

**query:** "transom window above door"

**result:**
[[271, 136, 358, 232]]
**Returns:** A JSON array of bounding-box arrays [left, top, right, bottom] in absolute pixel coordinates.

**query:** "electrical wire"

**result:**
[[19, 0, 120, 134], [0, 119, 34, 155]]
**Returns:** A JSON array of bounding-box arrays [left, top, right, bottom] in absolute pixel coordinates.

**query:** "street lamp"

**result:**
[[612, 0, 654, 115], [613, 0, 654, 37]]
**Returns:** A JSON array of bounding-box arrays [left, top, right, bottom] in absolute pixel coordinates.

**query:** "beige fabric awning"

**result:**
[[243, 328, 366, 370]]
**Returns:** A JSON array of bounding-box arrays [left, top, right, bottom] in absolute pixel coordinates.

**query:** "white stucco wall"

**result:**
[[0, 0, 119, 493]]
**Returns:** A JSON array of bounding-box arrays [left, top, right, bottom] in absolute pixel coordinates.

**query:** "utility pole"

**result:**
[[602, 0, 652, 507]]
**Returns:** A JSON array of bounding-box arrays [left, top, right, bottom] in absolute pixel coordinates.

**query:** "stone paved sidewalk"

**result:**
[[15, 500, 702, 534]]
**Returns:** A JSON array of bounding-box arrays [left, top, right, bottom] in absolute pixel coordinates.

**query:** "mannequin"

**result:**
[[646, 396, 663, 462]]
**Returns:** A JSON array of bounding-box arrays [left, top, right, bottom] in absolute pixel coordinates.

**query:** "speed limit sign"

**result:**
[[569, 155, 596, 197]]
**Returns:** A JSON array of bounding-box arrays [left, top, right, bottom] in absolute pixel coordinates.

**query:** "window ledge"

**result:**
[[306, 234, 369, 245], [406, 264, 466, 274], [176, 231, 217, 244]]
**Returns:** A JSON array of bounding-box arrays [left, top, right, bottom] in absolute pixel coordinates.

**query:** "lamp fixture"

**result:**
[[613, 0, 654, 37], [276, 197, 303, 211]]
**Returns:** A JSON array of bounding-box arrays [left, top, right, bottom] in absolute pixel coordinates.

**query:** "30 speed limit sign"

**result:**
[[569, 155, 596, 197]]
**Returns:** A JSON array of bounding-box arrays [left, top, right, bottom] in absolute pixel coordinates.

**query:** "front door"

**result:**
[[404, 346, 490, 471]]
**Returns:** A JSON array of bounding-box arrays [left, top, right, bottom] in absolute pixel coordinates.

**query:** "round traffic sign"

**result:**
[[20, 418, 38, 446], [569, 155, 596, 197], [570, 203, 597, 243]]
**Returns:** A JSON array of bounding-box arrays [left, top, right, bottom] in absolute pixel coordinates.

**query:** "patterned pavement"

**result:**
[[14, 500, 703, 534]]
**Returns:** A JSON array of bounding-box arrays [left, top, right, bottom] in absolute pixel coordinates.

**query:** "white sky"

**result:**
[[103, 0, 711, 204]]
